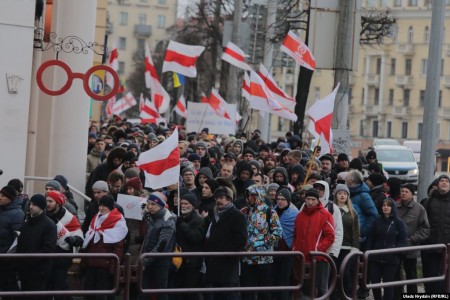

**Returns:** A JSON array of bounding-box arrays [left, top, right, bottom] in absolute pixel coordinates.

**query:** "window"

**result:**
[[389, 89, 394, 105], [138, 13, 147, 25], [402, 122, 408, 139], [315, 87, 320, 100], [157, 15, 166, 28], [403, 89, 410, 107], [118, 37, 126, 50], [118, 62, 125, 75], [419, 90, 425, 107], [386, 121, 392, 138], [277, 117, 283, 131], [361, 88, 365, 104], [373, 121, 379, 137], [424, 26, 430, 43], [137, 38, 145, 49], [375, 88, 380, 105], [390, 58, 396, 75], [119, 12, 128, 26], [441, 59, 445, 76], [376, 58, 381, 75], [360, 120, 365, 137], [158, 0, 166, 4], [139, 0, 148, 2], [405, 59, 412, 75], [421, 59, 427, 75], [418, 123, 423, 139], [439, 90, 442, 107], [409, 0, 418, 6], [437, 123, 441, 139], [348, 88, 353, 104], [408, 26, 414, 44], [394, 0, 402, 7]]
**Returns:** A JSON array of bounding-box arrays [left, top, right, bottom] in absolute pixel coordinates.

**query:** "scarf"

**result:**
[[83, 208, 128, 248]]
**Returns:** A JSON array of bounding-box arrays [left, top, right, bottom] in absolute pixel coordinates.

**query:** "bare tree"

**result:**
[[360, 8, 396, 45]]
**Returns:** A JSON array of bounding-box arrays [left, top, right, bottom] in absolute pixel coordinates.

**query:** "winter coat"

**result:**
[[396, 199, 430, 258], [293, 202, 335, 263], [275, 204, 299, 249], [339, 205, 360, 250], [370, 184, 386, 215], [0, 198, 24, 253], [205, 205, 247, 284], [198, 195, 215, 216], [175, 210, 206, 269], [86, 147, 102, 177], [16, 212, 57, 277], [366, 200, 407, 264], [82, 237, 126, 274], [349, 182, 379, 240], [143, 208, 177, 266], [240, 185, 283, 265], [421, 189, 450, 245]]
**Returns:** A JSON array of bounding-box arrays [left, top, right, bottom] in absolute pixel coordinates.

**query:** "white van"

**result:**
[[403, 140, 421, 165]]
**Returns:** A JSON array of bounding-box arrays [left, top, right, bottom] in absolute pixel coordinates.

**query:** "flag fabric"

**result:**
[[162, 41, 205, 78], [248, 71, 297, 121], [174, 95, 187, 118], [139, 93, 145, 113], [145, 44, 170, 114], [221, 41, 252, 71], [111, 92, 137, 115], [83, 208, 128, 247], [106, 47, 119, 88], [140, 97, 161, 120], [105, 97, 115, 117], [209, 89, 231, 120], [281, 30, 316, 70], [136, 128, 180, 189], [258, 64, 296, 111], [200, 92, 209, 103], [306, 83, 340, 156], [242, 71, 251, 100], [236, 111, 242, 124], [173, 72, 185, 88]]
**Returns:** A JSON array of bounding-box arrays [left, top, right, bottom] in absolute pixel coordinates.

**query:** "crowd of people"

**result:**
[[0, 118, 449, 300]]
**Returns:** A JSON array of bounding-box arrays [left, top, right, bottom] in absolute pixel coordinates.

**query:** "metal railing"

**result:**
[[24, 175, 91, 202]]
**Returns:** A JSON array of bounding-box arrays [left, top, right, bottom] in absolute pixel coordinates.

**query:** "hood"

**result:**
[[233, 140, 244, 154], [106, 147, 127, 167], [195, 167, 214, 187], [315, 180, 330, 204], [273, 166, 289, 185], [1, 197, 23, 211], [384, 198, 398, 218], [246, 184, 267, 208], [236, 161, 254, 178]]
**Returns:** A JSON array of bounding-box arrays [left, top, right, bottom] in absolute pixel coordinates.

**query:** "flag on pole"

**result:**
[[173, 73, 185, 88], [106, 46, 119, 88], [140, 97, 161, 120], [248, 71, 297, 121], [242, 71, 251, 100], [208, 88, 231, 120], [136, 128, 180, 189], [139, 93, 145, 113], [221, 41, 252, 71], [111, 92, 137, 115], [200, 92, 209, 103], [174, 95, 187, 118], [162, 41, 205, 78], [145, 44, 170, 114], [105, 97, 115, 117], [281, 30, 316, 70], [236, 111, 242, 125], [257, 64, 296, 111], [306, 83, 340, 156]]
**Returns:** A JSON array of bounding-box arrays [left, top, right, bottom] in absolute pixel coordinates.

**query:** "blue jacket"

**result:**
[[366, 199, 407, 264], [0, 198, 24, 253], [349, 182, 378, 240]]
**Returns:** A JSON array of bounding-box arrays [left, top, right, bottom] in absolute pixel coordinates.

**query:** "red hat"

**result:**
[[46, 191, 66, 206], [125, 177, 143, 192]]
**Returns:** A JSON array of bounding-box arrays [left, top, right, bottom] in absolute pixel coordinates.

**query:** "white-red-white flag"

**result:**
[[221, 41, 252, 71], [236, 111, 242, 125], [258, 64, 296, 111], [162, 41, 205, 78], [111, 92, 137, 115], [174, 95, 187, 118], [242, 71, 251, 100], [208, 89, 231, 120], [145, 44, 170, 114], [136, 128, 180, 189], [106, 46, 119, 88], [140, 97, 161, 123], [139, 93, 145, 113], [307, 83, 340, 156], [105, 97, 115, 117], [248, 71, 297, 121], [281, 30, 316, 70], [200, 92, 209, 103]]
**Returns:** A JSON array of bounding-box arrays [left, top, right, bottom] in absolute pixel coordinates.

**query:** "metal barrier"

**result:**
[[307, 251, 338, 300], [0, 253, 120, 298], [137, 251, 304, 294], [338, 250, 364, 300]]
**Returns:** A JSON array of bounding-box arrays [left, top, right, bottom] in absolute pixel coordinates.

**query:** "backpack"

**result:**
[[326, 201, 334, 215]]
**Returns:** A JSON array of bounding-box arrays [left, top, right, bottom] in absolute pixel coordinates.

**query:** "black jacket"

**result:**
[[176, 210, 206, 269], [0, 198, 24, 253], [370, 184, 386, 215], [204, 205, 247, 284], [422, 189, 450, 245]]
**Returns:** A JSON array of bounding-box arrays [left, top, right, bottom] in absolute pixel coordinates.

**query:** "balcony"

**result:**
[[392, 106, 410, 118], [441, 108, 450, 120], [365, 105, 379, 117], [396, 43, 415, 55], [366, 74, 379, 87], [395, 75, 413, 87], [444, 76, 450, 88], [134, 24, 152, 37]]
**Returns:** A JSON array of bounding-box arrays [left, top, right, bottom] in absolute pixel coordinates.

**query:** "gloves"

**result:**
[[65, 236, 83, 247], [141, 203, 147, 210], [65, 236, 76, 246]]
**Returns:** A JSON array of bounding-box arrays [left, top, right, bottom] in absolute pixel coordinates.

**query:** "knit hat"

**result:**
[[334, 184, 350, 197], [259, 144, 271, 153], [30, 194, 47, 210], [46, 191, 66, 206], [123, 151, 136, 162], [204, 179, 219, 193], [124, 168, 140, 179], [181, 167, 195, 176], [99, 195, 115, 211], [53, 175, 68, 190], [45, 180, 61, 191], [349, 158, 363, 171], [366, 150, 377, 160], [7, 179, 23, 193], [319, 153, 335, 165], [214, 186, 234, 201], [223, 152, 237, 161], [437, 174, 450, 183], [148, 133, 158, 141], [337, 153, 349, 162], [267, 183, 279, 192], [195, 141, 208, 150], [401, 183, 416, 195], [0, 185, 17, 201], [387, 177, 402, 197], [242, 148, 256, 157], [125, 177, 142, 192], [305, 188, 320, 200], [367, 173, 387, 187], [181, 193, 197, 207], [88, 132, 97, 139], [276, 188, 292, 205], [201, 128, 209, 134], [188, 153, 201, 162], [148, 192, 167, 208], [92, 180, 109, 192]]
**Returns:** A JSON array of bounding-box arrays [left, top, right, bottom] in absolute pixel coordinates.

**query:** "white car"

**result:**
[[374, 145, 419, 184]]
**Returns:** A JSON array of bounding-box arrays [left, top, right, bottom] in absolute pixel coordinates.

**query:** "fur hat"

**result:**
[[92, 180, 109, 192], [334, 184, 350, 197], [214, 186, 234, 201], [46, 191, 66, 206], [30, 194, 47, 210], [305, 188, 320, 200], [99, 195, 115, 211], [0, 185, 17, 201], [125, 177, 142, 192], [45, 180, 61, 191], [181, 193, 197, 207], [148, 192, 167, 208]]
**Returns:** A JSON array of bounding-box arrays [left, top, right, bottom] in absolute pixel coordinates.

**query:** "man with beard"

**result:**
[[175, 193, 206, 300], [318, 154, 336, 186], [263, 154, 277, 174], [219, 163, 234, 180]]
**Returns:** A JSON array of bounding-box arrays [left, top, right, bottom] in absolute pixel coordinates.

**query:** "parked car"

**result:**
[[374, 145, 419, 184], [403, 140, 421, 166], [372, 138, 401, 148]]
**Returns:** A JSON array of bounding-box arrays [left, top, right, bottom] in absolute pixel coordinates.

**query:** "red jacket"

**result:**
[[292, 203, 335, 262]]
